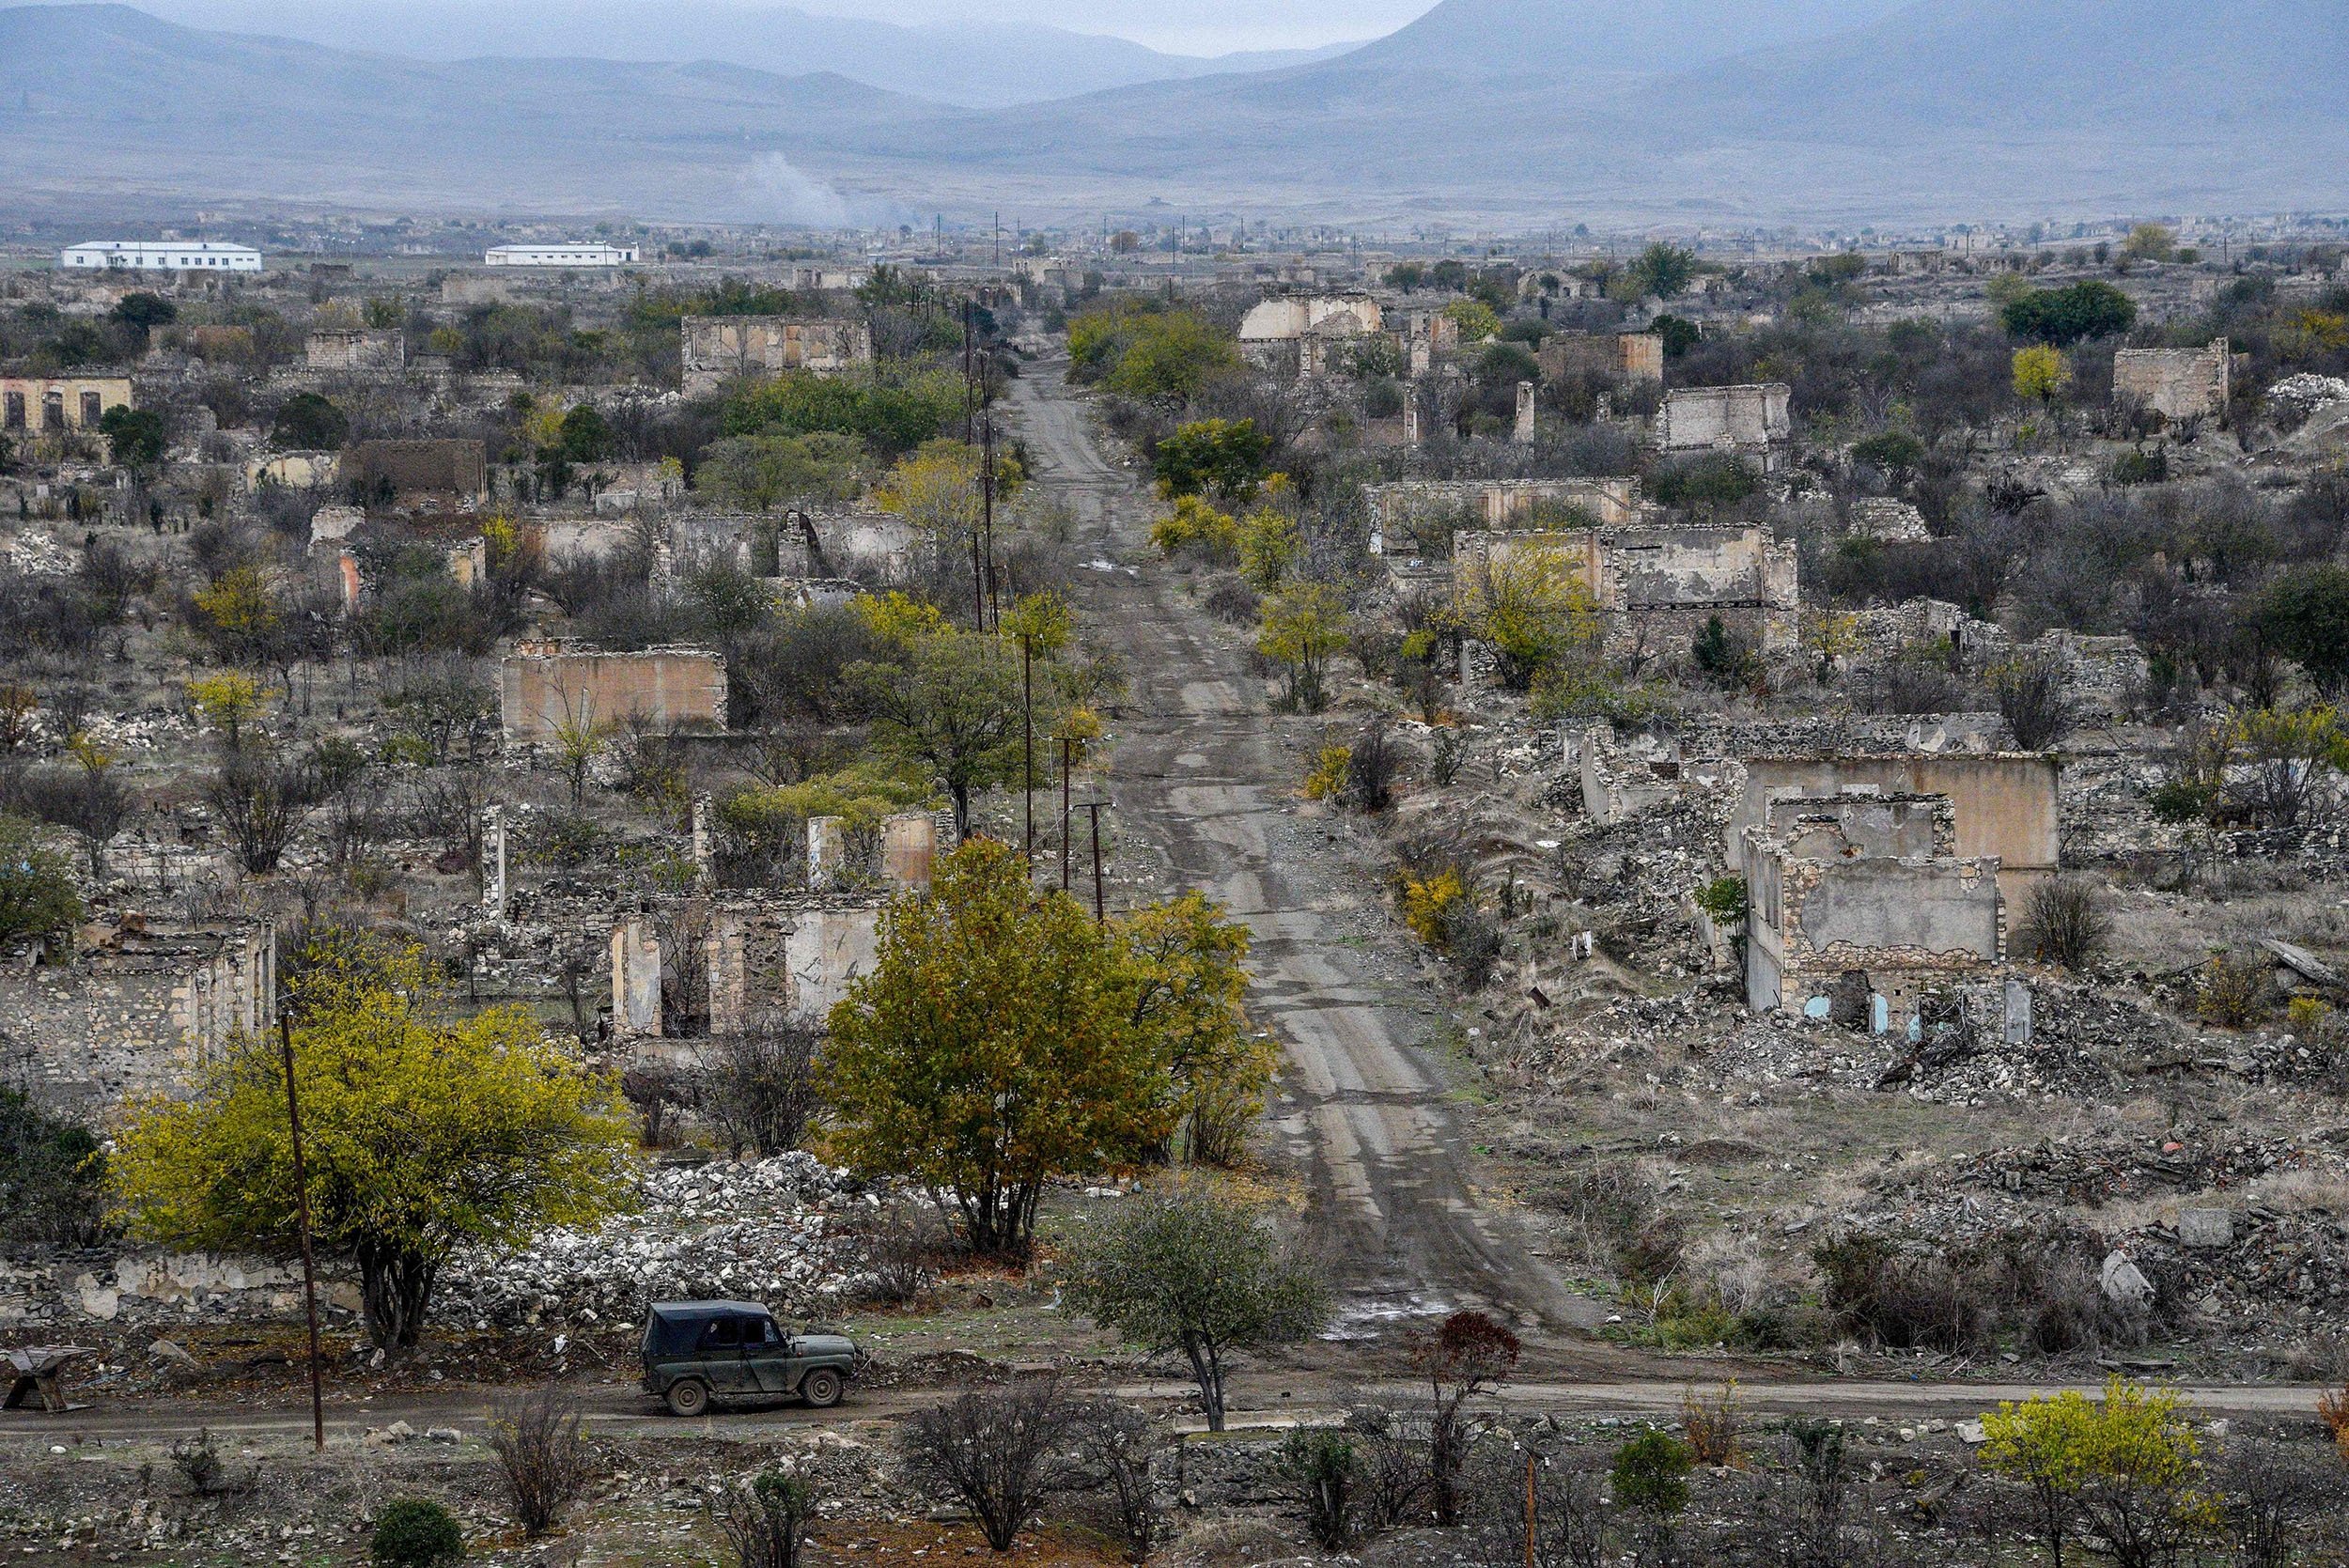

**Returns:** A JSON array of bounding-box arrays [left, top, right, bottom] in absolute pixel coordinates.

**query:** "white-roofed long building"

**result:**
[[62, 241, 263, 272], [485, 243, 639, 268]]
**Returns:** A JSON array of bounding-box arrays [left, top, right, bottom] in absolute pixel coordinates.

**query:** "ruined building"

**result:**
[[1657, 383, 1793, 467], [1739, 791, 2005, 1027], [342, 440, 488, 507], [2113, 340, 2232, 424], [1238, 295, 1383, 379], [499, 641, 729, 743], [1365, 478, 1649, 555], [608, 813, 939, 1048], [1452, 519, 1800, 660], [2, 915, 276, 1117], [305, 329, 406, 372], [1727, 753, 2059, 907], [1, 376, 133, 436], [1537, 333, 1665, 386], [680, 317, 875, 396]]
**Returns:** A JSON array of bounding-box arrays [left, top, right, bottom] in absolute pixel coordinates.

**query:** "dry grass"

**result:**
[[2243, 1172, 2349, 1215], [809, 1520, 1127, 1567]]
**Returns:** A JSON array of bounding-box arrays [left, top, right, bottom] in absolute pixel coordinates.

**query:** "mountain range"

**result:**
[[1, 0, 2344, 226], [41, 0, 1361, 109]]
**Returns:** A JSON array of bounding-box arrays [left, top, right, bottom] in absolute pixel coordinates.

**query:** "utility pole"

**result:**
[[1020, 634, 1034, 866], [981, 388, 998, 629], [279, 1012, 324, 1452], [962, 300, 986, 629], [1060, 737, 1074, 892], [1081, 800, 1109, 922], [1524, 1452, 1537, 1568]]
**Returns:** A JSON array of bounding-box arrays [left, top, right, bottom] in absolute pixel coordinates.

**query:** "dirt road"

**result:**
[[9, 1373, 2330, 1448], [1006, 359, 1595, 1336]]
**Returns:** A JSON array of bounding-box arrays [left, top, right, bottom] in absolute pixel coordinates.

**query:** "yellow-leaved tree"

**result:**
[[1115, 892, 1273, 1168], [1256, 583, 1351, 713], [2014, 345, 2072, 410], [824, 838, 1176, 1258], [1979, 1378, 2216, 1568], [112, 932, 636, 1351], [1456, 541, 1600, 692]]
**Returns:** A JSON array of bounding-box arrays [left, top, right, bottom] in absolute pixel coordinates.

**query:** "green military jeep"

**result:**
[[641, 1300, 863, 1418]]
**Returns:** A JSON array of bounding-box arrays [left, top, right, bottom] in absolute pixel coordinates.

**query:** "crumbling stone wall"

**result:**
[[680, 317, 874, 396], [499, 642, 727, 743], [2113, 340, 2230, 423], [0, 917, 277, 1117], [1366, 478, 1649, 554], [1846, 599, 2146, 715], [1765, 792, 1955, 862], [304, 329, 405, 372], [1657, 382, 1792, 458], [1578, 725, 1700, 824], [0, 1250, 350, 1332], [1239, 295, 1382, 346], [1537, 333, 1664, 385], [343, 439, 487, 505]]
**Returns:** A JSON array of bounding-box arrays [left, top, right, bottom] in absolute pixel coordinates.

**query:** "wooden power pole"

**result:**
[[279, 1012, 325, 1452]]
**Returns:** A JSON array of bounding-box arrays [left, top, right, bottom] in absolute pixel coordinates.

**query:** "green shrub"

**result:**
[[1277, 1429, 1356, 1550], [372, 1498, 465, 1567], [1610, 1430, 1693, 1516]]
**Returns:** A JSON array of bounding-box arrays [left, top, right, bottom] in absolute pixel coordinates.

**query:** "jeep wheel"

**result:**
[[664, 1377, 709, 1418], [801, 1368, 844, 1409]]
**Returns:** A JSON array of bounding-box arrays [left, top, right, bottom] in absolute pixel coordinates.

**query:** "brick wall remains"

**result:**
[[2113, 340, 2230, 423], [304, 329, 405, 372], [343, 440, 487, 504], [680, 317, 873, 396], [1537, 333, 1665, 385], [499, 644, 728, 742], [1657, 383, 1792, 456]]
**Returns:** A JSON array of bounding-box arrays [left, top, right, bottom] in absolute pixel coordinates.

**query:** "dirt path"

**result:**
[[1005, 358, 1597, 1337], [10, 1372, 2330, 1447]]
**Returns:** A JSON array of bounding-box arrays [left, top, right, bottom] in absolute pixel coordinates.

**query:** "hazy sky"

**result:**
[[779, 1, 1436, 52]]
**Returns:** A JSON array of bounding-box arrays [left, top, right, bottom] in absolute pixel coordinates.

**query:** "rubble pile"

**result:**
[[2264, 373, 2349, 419], [437, 1153, 877, 1330], [1828, 1130, 2349, 1330]]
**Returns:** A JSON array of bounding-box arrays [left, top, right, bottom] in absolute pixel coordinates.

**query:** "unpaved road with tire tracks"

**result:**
[[1006, 356, 1596, 1339]]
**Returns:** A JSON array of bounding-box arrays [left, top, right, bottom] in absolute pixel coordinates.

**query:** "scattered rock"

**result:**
[[2177, 1209, 2233, 1250], [2100, 1250, 2155, 1313]]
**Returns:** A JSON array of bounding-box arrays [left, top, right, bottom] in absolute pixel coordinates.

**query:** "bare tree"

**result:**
[[206, 744, 319, 874], [2015, 877, 2111, 971], [2217, 1438, 2345, 1568], [1069, 1399, 1163, 1564], [12, 761, 133, 878], [1992, 655, 2077, 752], [703, 1015, 822, 1158], [486, 1385, 593, 1538], [709, 1467, 815, 1568], [901, 1377, 1092, 1552], [413, 765, 490, 890]]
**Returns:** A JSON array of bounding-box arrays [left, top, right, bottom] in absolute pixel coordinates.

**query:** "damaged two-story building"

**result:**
[[1730, 753, 2060, 1034], [0, 914, 277, 1118]]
